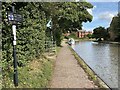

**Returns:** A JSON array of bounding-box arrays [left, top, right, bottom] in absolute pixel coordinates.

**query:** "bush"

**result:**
[[54, 29, 62, 46], [67, 33, 78, 39], [2, 3, 47, 85]]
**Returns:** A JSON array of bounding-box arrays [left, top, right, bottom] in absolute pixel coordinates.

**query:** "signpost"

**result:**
[[7, 4, 22, 87], [46, 19, 52, 29]]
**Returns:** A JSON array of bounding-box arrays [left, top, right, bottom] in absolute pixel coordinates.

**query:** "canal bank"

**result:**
[[72, 40, 119, 89], [69, 46, 110, 89], [93, 41, 120, 45]]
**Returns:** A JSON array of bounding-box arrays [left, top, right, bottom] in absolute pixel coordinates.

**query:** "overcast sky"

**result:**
[[82, 1, 119, 31]]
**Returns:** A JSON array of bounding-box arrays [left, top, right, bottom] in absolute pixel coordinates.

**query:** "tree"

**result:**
[[117, 12, 120, 29], [2, 2, 94, 87], [41, 2, 93, 46], [57, 2, 93, 31], [2, 2, 94, 70], [92, 26, 109, 40], [116, 13, 120, 41], [86, 34, 92, 39], [109, 14, 120, 41]]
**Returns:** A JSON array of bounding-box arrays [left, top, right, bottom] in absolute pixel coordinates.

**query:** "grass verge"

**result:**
[[2, 44, 62, 88], [2, 55, 54, 88], [69, 46, 110, 89]]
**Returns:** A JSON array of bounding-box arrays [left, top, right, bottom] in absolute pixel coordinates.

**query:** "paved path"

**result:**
[[50, 40, 97, 88]]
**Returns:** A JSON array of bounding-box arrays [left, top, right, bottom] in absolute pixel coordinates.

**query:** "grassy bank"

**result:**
[[69, 46, 109, 89], [2, 45, 62, 88], [2, 55, 54, 88]]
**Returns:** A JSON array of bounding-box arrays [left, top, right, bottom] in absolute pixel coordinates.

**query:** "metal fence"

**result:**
[[45, 40, 56, 55]]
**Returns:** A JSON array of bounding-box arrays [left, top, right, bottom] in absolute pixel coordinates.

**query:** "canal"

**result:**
[[72, 41, 119, 88]]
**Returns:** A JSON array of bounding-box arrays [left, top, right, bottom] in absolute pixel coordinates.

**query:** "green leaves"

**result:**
[[93, 26, 109, 40], [2, 3, 46, 71], [109, 15, 120, 41], [2, 1, 94, 68], [41, 2, 93, 45], [2, 2, 94, 87], [59, 2, 93, 30]]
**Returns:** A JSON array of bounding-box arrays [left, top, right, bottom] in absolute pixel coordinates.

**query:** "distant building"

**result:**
[[76, 30, 92, 38]]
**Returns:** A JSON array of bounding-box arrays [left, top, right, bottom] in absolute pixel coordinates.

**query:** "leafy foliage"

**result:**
[[109, 14, 120, 41], [2, 2, 93, 87], [92, 26, 109, 40], [2, 2, 47, 71], [2, 1, 93, 71], [42, 2, 93, 46], [86, 34, 92, 39]]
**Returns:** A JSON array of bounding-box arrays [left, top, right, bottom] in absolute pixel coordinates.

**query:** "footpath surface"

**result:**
[[50, 40, 97, 88]]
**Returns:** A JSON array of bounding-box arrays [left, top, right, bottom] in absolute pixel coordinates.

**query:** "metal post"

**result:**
[[12, 5, 18, 87]]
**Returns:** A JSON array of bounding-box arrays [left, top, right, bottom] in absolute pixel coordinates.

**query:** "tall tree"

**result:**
[[109, 14, 120, 41], [41, 2, 93, 46], [2, 2, 94, 69], [93, 26, 109, 40]]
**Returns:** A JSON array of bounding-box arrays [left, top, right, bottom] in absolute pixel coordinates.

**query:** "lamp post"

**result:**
[[7, 3, 22, 87]]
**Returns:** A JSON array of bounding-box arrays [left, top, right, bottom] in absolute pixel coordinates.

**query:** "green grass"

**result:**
[[2, 56, 54, 88], [69, 46, 109, 89]]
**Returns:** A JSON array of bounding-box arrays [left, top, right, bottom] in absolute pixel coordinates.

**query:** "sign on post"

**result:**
[[7, 6, 23, 87], [7, 12, 22, 24], [46, 19, 52, 29]]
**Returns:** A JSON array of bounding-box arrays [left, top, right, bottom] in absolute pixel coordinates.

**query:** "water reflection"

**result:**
[[72, 41, 119, 88]]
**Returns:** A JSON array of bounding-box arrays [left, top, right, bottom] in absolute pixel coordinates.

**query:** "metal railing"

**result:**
[[45, 40, 56, 54]]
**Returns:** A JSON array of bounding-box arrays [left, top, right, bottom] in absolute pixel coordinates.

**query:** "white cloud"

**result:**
[[99, 12, 115, 21]]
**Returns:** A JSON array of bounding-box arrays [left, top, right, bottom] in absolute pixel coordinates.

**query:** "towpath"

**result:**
[[50, 40, 97, 88]]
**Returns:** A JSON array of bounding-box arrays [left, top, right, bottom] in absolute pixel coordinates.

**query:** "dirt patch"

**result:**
[[29, 59, 41, 73]]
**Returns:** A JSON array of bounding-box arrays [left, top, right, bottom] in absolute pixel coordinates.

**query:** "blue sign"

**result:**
[[8, 13, 14, 21], [7, 12, 22, 24]]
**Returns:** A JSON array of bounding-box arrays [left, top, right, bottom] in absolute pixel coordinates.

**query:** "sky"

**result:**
[[82, 1, 119, 31]]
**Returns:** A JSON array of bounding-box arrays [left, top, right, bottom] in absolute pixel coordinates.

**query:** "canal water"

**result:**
[[72, 41, 119, 88]]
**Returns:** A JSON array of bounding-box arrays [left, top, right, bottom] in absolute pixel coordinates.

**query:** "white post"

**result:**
[[12, 25, 16, 45], [12, 24, 18, 87]]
